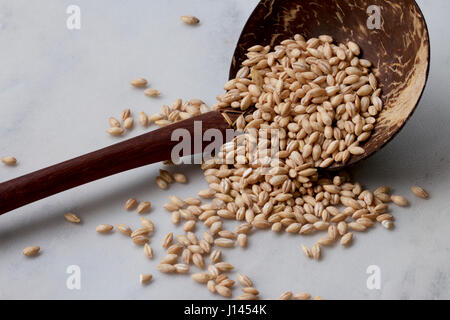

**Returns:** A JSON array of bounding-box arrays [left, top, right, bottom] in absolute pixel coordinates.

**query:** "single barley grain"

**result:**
[[301, 245, 312, 259], [192, 273, 213, 283], [109, 117, 121, 127], [96, 224, 113, 233], [216, 285, 232, 298], [167, 243, 184, 255], [181, 15, 200, 25], [159, 170, 173, 183], [169, 195, 185, 208], [124, 198, 137, 210], [138, 112, 149, 127], [140, 217, 154, 231], [156, 177, 169, 190], [317, 236, 334, 246], [218, 230, 236, 239], [162, 232, 173, 248], [216, 274, 227, 283], [214, 262, 234, 272], [237, 234, 248, 247], [311, 243, 321, 260], [391, 195, 409, 207], [175, 263, 190, 274], [376, 214, 393, 222], [140, 273, 152, 284], [171, 211, 181, 224], [219, 279, 235, 288], [160, 254, 178, 265], [182, 248, 192, 264], [183, 220, 196, 232], [131, 78, 148, 88], [340, 232, 353, 246], [242, 287, 259, 295], [198, 189, 216, 199], [192, 253, 205, 269], [23, 246, 40, 257], [237, 274, 253, 287], [374, 186, 391, 195], [136, 201, 151, 214], [157, 264, 176, 273], [144, 243, 153, 259], [207, 280, 216, 293], [348, 222, 366, 232], [120, 109, 131, 121], [130, 227, 151, 238], [237, 293, 259, 300], [381, 220, 394, 229], [294, 292, 311, 300], [107, 127, 124, 136], [184, 197, 201, 206], [163, 203, 178, 212], [411, 185, 429, 199], [215, 238, 235, 248], [132, 235, 150, 245], [117, 224, 132, 237], [123, 117, 134, 129], [278, 291, 293, 300], [2, 156, 17, 166], [64, 212, 80, 223], [186, 232, 199, 245], [144, 88, 160, 97], [210, 249, 222, 263]]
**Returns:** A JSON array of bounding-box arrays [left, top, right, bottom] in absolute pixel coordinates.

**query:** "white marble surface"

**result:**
[[0, 0, 449, 300]]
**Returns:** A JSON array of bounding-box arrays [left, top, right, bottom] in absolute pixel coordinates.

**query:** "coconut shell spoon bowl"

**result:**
[[0, 0, 429, 215]]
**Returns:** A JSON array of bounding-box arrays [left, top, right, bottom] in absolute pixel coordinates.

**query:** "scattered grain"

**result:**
[[23, 246, 40, 257]]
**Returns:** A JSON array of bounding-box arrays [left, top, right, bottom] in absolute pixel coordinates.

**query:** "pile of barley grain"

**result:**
[[193, 34, 391, 255]]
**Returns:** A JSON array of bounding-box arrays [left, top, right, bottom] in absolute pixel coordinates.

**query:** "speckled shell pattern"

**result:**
[[230, 0, 430, 167]]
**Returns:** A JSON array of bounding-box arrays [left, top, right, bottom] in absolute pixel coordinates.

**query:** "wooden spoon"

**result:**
[[0, 0, 430, 215], [230, 0, 430, 170]]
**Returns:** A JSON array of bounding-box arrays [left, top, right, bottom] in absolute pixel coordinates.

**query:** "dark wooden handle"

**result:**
[[0, 111, 236, 215]]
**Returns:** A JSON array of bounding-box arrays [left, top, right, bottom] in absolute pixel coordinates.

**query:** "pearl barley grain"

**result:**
[[173, 173, 187, 183], [136, 201, 151, 214], [64, 212, 81, 224], [144, 88, 161, 97], [94, 36, 410, 296], [107, 127, 124, 136], [124, 198, 137, 210], [121, 109, 131, 121], [391, 195, 409, 207], [96, 224, 114, 233], [140, 273, 152, 284], [123, 117, 134, 130], [117, 224, 132, 237], [138, 112, 149, 127], [2, 156, 17, 166]]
